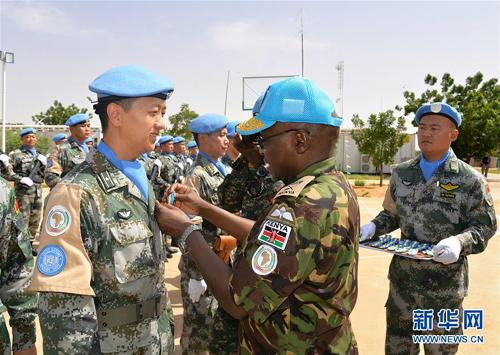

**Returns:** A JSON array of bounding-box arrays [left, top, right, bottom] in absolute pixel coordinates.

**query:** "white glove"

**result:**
[[188, 279, 207, 303], [0, 154, 9, 168], [20, 177, 34, 187], [153, 158, 162, 169], [433, 236, 462, 264], [360, 222, 376, 242], [37, 154, 47, 166]]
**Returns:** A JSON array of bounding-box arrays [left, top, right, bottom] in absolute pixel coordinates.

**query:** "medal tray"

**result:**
[[360, 235, 435, 260]]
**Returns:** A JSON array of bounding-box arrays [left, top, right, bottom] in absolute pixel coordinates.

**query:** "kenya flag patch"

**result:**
[[257, 219, 292, 250]]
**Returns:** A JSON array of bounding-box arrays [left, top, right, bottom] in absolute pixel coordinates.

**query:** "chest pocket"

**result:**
[[394, 186, 414, 218], [20, 156, 34, 174], [109, 220, 157, 283], [433, 189, 462, 224]]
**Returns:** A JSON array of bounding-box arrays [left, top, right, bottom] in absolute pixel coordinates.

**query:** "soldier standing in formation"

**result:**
[[185, 141, 198, 171], [173, 137, 187, 182], [30, 65, 176, 354], [0, 177, 38, 355], [360, 102, 497, 355], [52, 133, 67, 146], [156, 77, 360, 354], [177, 113, 229, 354], [6, 128, 47, 254], [44, 113, 91, 188], [220, 121, 241, 174]]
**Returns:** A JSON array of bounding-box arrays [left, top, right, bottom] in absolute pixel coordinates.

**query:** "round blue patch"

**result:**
[[47, 160, 53, 168], [37, 245, 67, 276]]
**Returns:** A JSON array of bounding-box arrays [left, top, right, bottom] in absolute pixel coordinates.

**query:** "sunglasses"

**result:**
[[257, 129, 310, 149]]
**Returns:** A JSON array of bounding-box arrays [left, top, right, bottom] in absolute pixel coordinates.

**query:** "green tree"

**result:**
[[165, 104, 198, 140], [351, 110, 407, 186], [32, 100, 92, 125], [402, 72, 500, 162]]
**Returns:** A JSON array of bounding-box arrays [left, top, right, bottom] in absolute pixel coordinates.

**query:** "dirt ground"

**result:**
[[353, 184, 388, 198]]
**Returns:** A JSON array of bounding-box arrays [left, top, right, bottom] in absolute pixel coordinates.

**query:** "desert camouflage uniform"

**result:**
[[0, 177, 37, 354], [6, 146, 45, 240], [371, 150, 497, 355], [30, 149, 174, 354], [44, 137, 86, 188], [179, 154, 225, 354], [230, 157, 360, 354], [209, 156, 284, 354]]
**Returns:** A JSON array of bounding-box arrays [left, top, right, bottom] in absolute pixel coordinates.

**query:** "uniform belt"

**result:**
[[97, 294, 166, 328]]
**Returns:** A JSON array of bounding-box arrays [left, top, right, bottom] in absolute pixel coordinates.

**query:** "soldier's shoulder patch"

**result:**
[[257, 203, 296, 250], [440, 182, 460, 191], [37, 245, 67, 276], [252, 244, 277, 276], [46, 205, 72, 236], [273, 175, 315, 199]]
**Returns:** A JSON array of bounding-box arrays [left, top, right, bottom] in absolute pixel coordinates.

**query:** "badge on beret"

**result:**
[[430, 103, 442, 113], [45, 205, 72, 236], [252, 244, 277, 276], [37, 245, 67, 276]]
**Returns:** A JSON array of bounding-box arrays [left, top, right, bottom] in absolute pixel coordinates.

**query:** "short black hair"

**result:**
[[97, 97, 138, 134]]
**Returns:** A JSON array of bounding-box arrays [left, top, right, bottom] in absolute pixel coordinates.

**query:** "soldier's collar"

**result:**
[[296, 156, 337, 180], [442, 149, 459, 173], [86, 150, 128, 193]]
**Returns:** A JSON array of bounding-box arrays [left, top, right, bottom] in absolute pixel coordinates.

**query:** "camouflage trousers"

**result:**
[[16, 192, 42, 242], [180, 275, 217, 355], [385, 282, 463, 355], [0, 314, 10, 355], [208, 306, 240, 355]]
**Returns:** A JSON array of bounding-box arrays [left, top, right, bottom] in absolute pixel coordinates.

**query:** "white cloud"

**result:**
[[210, 20, 330, 52], [2, 1, 115, 40]]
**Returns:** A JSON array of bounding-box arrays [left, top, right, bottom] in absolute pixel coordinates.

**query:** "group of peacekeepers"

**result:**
[[0, 65, 495, 355]]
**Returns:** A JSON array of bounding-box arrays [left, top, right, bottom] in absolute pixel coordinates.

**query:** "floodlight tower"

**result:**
[[335, 60, 344, 117]]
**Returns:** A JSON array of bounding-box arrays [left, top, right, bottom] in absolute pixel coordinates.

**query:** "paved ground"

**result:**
[[6, 172, 499, 354]]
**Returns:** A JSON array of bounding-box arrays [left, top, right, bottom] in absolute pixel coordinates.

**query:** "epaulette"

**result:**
[[96, 171, 118, 192], [273, 176, 315, 200]]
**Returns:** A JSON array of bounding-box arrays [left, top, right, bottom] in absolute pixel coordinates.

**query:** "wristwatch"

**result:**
[[179, 224, 202, 245]]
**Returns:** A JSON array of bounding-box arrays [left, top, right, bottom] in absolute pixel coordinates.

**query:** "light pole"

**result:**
[[1, 51, 14, 152]]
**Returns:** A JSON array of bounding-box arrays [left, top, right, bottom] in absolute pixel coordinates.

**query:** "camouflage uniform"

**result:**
[[154, 154, 176, 201], [371, 150, 497, 355], [180, 154, 225, 354], [6, 146, 46, 240], [220, 154, 234, 175], [30, 149, 174, 354], [229, 157, 360, 354], [0, 177, 38, 354], [172, 152, 187, 183], [209, 156, 283, 354], [44, 137, 87, 188]]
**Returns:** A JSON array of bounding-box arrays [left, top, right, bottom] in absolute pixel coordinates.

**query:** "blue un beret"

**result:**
[[89, 65, 175, 99], [158, 135, 173, 144], [227, 121, 242, 137], [237, 77, 341, 135], [65, 113, 89, 127], [52, 133, 67, 142], [173, 137, 185, 144], [19, 128, 36, 137], [186, 141, 197, 148], [414, 102, 462, 127], [84, 137, 93, 144], [189, 114, 229, 134], [155, 141, 161, 148]]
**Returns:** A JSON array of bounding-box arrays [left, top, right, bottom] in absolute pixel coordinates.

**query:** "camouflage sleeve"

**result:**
[[217, 163, 248, 214], [455, 177, 497, 255], [6, 152, 22, 183], [44, 146, 63, 188], [156, 159, 174, 191], [230, 178, 358, 326], [0, 189, 37, 351], [36, 188, 99, 353], [372, 176, 400, 236]]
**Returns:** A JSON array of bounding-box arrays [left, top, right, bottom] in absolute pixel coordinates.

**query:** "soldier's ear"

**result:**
[[450, 129, 459, 142], [107, 103, 123, 128], [295, 131, 309, 154]]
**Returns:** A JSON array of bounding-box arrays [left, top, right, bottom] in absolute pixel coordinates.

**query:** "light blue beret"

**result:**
[[89, 65, 175, 99], [252, 94, 265, 116], [227, 121, 242, 137], [186, 141, 197, 148], [158, 135, 173, 144], [155, 141, 161, 148], [53, 133, 67, 142], [65, 113, 89, 126], [189, 113, 229, 134], [84, 137, 93, 144], [415, 102, 462, 127], [173, 137, 185, 144], [237, 77, 341, 135], [19, 128, 36, 137]]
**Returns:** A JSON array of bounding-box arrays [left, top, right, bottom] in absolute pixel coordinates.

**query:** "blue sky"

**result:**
[[1, 0, 498, 132]]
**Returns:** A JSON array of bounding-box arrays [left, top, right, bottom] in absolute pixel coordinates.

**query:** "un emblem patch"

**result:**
[[37, 245, 67, 276]]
